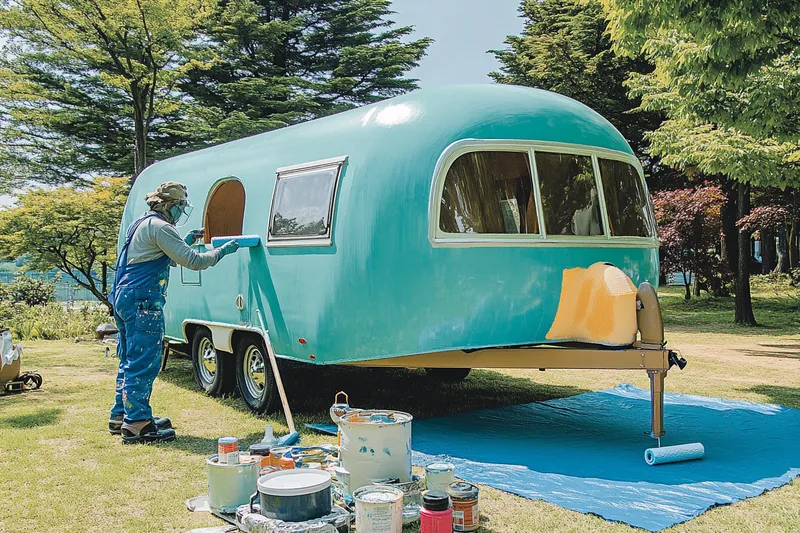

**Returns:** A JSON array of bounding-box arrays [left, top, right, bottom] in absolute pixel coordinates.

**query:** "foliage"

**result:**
[[750, 272, 800, 309], [491, 0, 648, 153], [0, 0, 215, 188], [0, 302, 108, 340], [736, 206, 792, 237], [653, 185, 730, 299], [0, 178, 128, 308], [2, 275, 56, 306], [172, 0, 432, 145]]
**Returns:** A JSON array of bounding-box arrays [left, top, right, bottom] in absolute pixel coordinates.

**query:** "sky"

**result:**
[[0, 0, 524, 208]]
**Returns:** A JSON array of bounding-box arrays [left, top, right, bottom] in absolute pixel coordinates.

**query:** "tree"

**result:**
[[653, 185, 728, 300], [490, 0, 656, 154], [171, 0, 432, 145], [0, 177, 128, 308], [737, 205, 794, 275], [0, 0, 214, 190], [601, 0, 800, 325]]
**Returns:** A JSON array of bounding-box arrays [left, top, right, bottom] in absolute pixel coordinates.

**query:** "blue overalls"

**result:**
[[109, 214, 172, 424]]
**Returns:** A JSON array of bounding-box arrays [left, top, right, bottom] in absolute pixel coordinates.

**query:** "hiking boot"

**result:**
[[121, 420, 176, 444], [109, 415, 173, 435]]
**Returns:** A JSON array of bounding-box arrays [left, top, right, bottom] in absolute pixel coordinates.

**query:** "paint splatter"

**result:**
[[359, 446, 367, 453], [383, 448, 391, 456]]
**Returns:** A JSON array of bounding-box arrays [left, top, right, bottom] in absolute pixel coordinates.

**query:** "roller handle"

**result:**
[[249, 492, 258, 514]]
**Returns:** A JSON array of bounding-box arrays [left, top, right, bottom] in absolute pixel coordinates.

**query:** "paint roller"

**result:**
[[644, 443, 705, 465], [211, 235, 262, 248]]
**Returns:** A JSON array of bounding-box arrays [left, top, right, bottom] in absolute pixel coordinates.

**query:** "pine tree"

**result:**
[[173, 0, 432, 145], [0, 0, 214, 189]]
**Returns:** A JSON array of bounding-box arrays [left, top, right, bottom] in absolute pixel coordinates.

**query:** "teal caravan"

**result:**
[[122, 85, 685, 437]]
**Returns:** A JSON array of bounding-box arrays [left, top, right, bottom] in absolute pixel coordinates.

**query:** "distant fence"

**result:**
[[0, 271, 106, 302]]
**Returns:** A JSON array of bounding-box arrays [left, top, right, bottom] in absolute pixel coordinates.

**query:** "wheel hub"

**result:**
[[198, 338, 216, 384], [243, 346, 266, 399]]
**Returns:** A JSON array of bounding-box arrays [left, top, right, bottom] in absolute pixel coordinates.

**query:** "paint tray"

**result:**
[[211, 235, 262, 248]]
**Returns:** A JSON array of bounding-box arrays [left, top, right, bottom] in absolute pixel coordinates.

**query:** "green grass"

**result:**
[[0, 285, 798, 532]]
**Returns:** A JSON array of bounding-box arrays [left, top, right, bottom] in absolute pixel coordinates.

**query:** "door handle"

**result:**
[[235, 294, 244, 311]]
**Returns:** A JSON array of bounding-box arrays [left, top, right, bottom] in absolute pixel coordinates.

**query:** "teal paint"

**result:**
[[121, 85, 658, 365]]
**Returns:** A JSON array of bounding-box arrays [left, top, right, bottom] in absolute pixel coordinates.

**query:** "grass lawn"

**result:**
[[1, 285, 798, 532]]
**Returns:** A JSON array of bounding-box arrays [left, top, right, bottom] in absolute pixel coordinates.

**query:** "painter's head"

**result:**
[[145, 181, 194, 226]]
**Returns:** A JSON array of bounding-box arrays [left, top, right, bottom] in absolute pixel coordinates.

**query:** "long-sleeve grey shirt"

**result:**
[[127, 212, 219, 271]]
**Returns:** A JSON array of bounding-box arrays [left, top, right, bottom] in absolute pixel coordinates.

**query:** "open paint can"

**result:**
[[425, 462, 455, 492], [354, 485, 404, 533], [206, 454, 260, 513]]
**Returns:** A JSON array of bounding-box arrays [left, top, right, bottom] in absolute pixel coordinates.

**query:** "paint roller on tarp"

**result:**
[[644, 442, 705, 465]]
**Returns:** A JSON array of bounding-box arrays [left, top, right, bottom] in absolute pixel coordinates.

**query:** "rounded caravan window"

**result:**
[[597, 158, 656, 237], [439, 151, 539, 235], [534, 152, 603, 237], [203, 178, 245, 244]]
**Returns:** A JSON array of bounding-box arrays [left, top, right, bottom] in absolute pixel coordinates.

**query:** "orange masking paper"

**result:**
[[545, 263, 638, 346]]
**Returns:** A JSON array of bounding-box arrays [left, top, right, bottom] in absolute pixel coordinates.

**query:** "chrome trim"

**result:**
[[428, 139, 658, 247], [267, 156, 347, 247]]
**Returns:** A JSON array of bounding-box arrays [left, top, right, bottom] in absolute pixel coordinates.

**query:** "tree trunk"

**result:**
[[721, 178, 738, 273], [131, 85, 148, 182], [101, 261, 108, 296], [775, 224, 789, 274], [684, 279, 691, 300], [760, 228, 776, 274], [789, 218, 799, 269], [735, 182, 757, 325]]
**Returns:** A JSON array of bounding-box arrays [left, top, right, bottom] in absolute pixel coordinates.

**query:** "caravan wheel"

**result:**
[[191, 328, 235, 396], [235, 338, 279, 414]]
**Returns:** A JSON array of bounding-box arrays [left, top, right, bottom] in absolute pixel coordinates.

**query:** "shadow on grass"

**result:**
[[740, 385, 800, 410], [738, 344, 800, 360], [0, 407, 62, 429], [159, 355, 589, 421]]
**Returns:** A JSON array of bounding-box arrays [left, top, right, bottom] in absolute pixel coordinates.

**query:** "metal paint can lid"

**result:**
[[258, 469, 332, 497], [447, 481, 479, 500]]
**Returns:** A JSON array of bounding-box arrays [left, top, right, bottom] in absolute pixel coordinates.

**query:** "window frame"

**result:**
[[429, 139, 658, 247], [267, 155, 347, 247], [437, 147, 543, 238]]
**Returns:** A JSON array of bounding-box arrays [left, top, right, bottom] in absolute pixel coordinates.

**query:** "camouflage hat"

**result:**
[[145, 181, 188, 206]]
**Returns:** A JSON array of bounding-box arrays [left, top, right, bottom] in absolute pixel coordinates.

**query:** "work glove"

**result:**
[[184, 229, 204, 246], [215, 239, 240, 260]]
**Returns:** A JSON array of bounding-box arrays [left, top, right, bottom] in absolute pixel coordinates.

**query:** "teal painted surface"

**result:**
[[122, 84, 657, 365]]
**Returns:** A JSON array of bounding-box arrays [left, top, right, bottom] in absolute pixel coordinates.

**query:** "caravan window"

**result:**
[[439, 151, 539, 234], [598, 158, 655, 237], [535, 152, 603, 236], [269, 163, 341, 241]]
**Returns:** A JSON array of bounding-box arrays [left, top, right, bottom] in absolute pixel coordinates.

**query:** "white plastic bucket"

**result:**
[[354, 485, 403, 533], [339, 410, 412, 493]]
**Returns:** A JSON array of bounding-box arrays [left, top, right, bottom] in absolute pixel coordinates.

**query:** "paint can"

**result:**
[[425, 462, 455, 492], [329, 391, 350, 447], [206, 454, 260, 513], [218, 436, 239, 465], [339, 409, 413, 493], [447, 482, 480, 532], [354, 485, 404, 533], [270, 446, 291, 468]]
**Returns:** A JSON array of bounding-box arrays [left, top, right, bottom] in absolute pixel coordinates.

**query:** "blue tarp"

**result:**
[[308, 384, 800, 531]]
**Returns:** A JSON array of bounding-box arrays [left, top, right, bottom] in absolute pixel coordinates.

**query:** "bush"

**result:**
[[7, 275, 56, 306], [0, 302, 109, 340]]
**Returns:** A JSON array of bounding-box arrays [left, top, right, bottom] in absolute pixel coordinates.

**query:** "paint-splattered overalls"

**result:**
[[109, 213, 172, 424]]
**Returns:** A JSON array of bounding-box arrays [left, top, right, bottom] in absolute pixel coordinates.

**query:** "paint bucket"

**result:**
[[218, 436, 239, 465], [252, 469, 333, 522], [354, 485, 404, 533], [206, 454, 260, 513], [447, 482, 480, 532], [425, 462, 455, 492], [339, 409, 413, 494]]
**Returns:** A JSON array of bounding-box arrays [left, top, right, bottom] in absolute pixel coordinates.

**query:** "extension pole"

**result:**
[[256, 309, 296, 434]]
